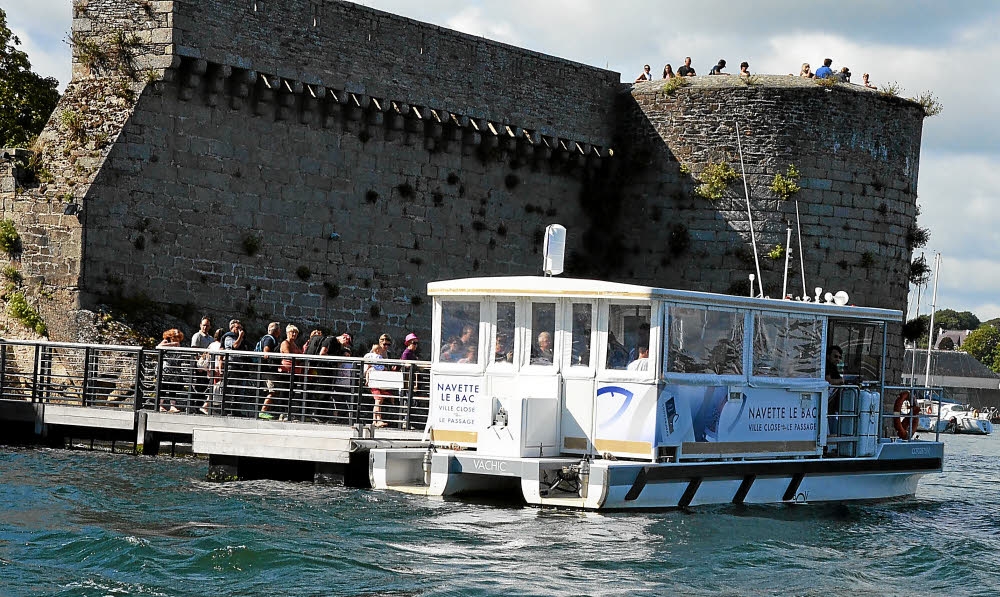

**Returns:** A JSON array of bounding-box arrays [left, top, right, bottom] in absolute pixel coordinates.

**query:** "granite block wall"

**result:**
[[0, 1, 928, 384]]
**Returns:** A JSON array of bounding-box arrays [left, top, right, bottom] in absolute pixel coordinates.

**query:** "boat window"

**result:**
[[493, 301, 515, 364], [607, 304, 651, 370], [752, 313, 822, 378], [667, 306, 743, 375], [529, 302, 556, 365], [440, 301, 480, 363], [827, 320, 885, 383], [570, 303, 592, 367]]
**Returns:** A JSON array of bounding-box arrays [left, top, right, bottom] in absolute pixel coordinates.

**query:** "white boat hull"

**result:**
[[371, 441, 943, 510]]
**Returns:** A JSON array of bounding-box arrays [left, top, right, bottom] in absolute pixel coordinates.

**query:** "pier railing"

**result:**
[[0, 340, 431, 429]]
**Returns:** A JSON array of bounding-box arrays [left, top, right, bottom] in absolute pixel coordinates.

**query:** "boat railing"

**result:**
[[0, 340, 431, 429], [884, 384, 941, 441], [826, 384, 881, 456]]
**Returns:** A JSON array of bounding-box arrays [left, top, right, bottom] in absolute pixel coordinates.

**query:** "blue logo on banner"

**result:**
[[597, 385, 634, 425]]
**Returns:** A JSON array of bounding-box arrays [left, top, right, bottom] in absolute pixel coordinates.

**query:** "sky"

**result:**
[[6, 0, 1000, 321]]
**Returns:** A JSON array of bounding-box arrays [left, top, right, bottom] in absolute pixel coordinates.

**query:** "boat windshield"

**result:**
[[827, 319, 885, 383]]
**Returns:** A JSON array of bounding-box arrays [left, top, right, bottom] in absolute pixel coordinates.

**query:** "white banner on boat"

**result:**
[[429, 376, 485, 431]]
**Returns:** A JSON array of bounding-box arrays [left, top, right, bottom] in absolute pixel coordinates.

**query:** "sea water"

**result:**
[[1, 434, 999, 596]]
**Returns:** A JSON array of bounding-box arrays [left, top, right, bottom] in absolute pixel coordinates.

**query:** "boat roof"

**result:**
[[427, 276, 903, 322]]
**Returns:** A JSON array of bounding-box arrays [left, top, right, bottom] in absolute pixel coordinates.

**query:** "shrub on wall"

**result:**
[[0, 219, 21, 255], [695, 162, 740, 200], [7, 292, 47, 335], [770, 165, 800, 199]]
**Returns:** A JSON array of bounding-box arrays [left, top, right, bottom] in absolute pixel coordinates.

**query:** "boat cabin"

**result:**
[[426, 276, 900, 462]]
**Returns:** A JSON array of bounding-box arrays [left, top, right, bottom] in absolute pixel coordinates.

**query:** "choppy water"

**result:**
[[2, 434, 999, 596]]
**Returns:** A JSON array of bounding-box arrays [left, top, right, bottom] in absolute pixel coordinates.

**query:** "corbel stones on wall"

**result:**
[[170, 56, 612, 173]]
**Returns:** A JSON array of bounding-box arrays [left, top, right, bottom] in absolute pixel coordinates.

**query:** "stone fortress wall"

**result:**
[[0, 0, 926, 378]]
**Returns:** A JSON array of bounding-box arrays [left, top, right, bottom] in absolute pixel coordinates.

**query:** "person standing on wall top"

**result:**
[[862, 73, 876, 88], [678, 56, 696, 77], [257, 322, 282, 419], [799, 63, 813, 78], [739, 61, 751, 76], [662, 64, 675, 79], [814, 58, 834, 79], [635, 64, 653, 83], [709, 59, 729, 75]]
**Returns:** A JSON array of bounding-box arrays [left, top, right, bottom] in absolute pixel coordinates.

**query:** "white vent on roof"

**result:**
[[543, 224, 566, 276]]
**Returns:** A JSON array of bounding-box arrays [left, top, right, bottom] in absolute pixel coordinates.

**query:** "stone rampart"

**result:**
[[0, 1, 928, 382]]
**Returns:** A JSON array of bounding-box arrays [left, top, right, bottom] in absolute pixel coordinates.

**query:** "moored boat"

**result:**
[[370, 274, 943, 510]]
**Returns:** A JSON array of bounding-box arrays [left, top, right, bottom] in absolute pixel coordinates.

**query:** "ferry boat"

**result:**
[[370, 275, 943, 510]]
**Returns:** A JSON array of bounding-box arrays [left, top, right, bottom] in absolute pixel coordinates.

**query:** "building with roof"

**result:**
[[902, 348, 1000, 408]]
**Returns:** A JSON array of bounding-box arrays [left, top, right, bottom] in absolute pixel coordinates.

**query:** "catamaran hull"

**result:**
[[370, 441, 943, 510]]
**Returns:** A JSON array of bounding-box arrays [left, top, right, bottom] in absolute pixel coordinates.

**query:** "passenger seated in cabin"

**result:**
[[531, 331, 554, 365], [606, 332, 629, 370], [458, 346, 478, 364], [825, 345, 844, 386], [494, 336, 513, 363], [441, 336, 462, 362], [627, 346, 650, 371]]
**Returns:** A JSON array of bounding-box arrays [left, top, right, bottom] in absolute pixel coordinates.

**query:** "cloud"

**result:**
[[5, 1, 72, 90]]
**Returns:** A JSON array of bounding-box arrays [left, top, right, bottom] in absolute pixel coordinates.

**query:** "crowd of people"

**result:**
[[156, 316, 422, 426], [635, 56, 878, 89]]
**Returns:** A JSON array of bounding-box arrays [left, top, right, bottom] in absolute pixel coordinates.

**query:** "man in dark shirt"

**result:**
[[825, 345, 844, 386], [677, 56, 696, 77]]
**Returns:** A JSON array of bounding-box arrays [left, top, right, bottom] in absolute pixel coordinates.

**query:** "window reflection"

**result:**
[[571, 303, 592, 367], [607, 304, 651, 370], [440, 301, 480, 363], [493, 302, 515, 364], [530, 303, 556, 365], [667, 306, 743, 375], [752, 313, 822, 378]]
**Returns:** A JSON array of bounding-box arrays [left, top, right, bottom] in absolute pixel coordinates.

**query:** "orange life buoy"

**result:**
[[893, 391, 918, 440], [926, 405, 933, 414]]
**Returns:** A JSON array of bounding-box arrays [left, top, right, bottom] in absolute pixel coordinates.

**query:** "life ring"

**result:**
[[926, 405, 933, 415], [893, 391, 917, 440]]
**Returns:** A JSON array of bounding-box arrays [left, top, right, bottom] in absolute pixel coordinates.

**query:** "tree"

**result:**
[[960, 325, 1000, 372], [0, 8, 60, 149], [933, 309, 980, 332]]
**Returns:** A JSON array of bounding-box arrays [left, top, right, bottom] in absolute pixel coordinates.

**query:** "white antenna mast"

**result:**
[[923, 253, 941, 388], [795, 199, 807, 297], [909, 259, 923, 391], [781, 222, 792, 299], [735, 121, 764, 297]]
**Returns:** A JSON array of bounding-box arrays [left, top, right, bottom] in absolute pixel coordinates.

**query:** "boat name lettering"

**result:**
[[748, 406, 816, 420], [471, 459, 507, 473], [436, 382, 480, 402], [911, 447, 930, 456]]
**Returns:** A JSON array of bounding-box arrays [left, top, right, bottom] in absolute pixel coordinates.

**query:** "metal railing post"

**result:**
[[352, 362, 363, 426], [81, 346, 92, 407], [31, 344, 40, 404], [404, 363, 415, 429], [153, 350, 164, 412], [219, 352, 230, 415], [134, 350, 144, 412], [0, 342, 7, 399]]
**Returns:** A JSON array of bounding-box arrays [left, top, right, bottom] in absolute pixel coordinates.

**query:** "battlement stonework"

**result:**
[[1, 1, 925, 378]]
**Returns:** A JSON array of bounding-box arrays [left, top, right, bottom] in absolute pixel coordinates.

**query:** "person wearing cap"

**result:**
[[400, 333, 420, 360]]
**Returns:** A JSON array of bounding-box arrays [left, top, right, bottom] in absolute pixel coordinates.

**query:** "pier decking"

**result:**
[[0, 340, 430, 483]]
